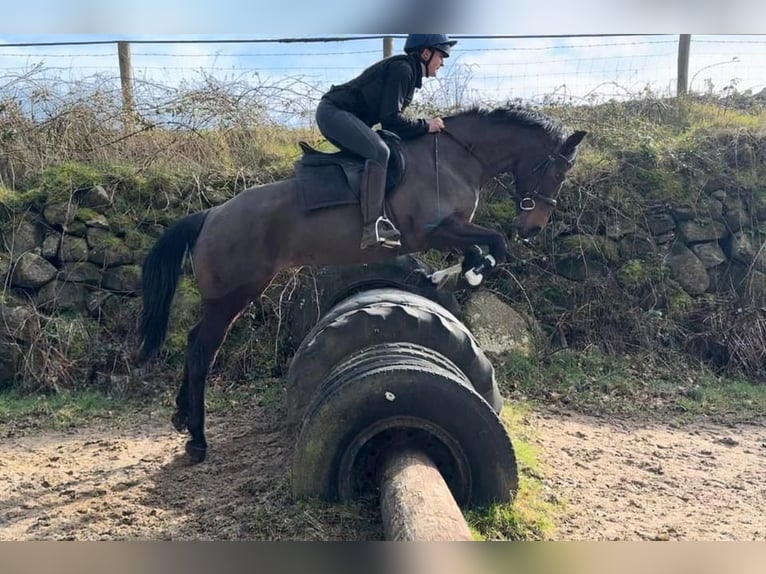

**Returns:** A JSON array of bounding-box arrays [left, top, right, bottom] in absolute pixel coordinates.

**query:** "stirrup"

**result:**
[[375, 216, 401, 248]]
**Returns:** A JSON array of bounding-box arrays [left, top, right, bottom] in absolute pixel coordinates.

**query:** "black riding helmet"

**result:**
[[404, 34, 458, 58]]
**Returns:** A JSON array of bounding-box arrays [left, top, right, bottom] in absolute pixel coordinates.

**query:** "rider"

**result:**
[[315, 34, 458, 250]]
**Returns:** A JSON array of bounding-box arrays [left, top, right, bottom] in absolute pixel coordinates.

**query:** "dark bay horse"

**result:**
[[136, 105, 587, 462]]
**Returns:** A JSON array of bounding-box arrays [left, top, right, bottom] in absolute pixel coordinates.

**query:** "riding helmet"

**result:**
[[403, 34, 457, 57]]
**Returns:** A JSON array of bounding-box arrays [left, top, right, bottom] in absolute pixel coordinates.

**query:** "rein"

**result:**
[[433, 128, 486, 224], [441, 127, 489, 168]]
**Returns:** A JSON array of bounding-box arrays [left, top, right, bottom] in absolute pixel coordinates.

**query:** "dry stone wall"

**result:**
[[555, 189, 766, 301], [1, 179, 764, 390], [1, 185, 148, 389]]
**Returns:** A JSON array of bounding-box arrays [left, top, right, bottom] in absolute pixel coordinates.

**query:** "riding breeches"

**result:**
[[315, 99, 390, 168]]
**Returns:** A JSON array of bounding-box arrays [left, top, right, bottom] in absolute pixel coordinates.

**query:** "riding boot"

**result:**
[[360, 160, 401, 250]]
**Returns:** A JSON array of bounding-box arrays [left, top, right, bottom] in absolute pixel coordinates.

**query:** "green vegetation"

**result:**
[[0, 389, 150, 436], [205, 376, 285, 412], [0, 183, 12, 205], [468, 403, 558, 540], [163, 276, 202, 366], [498, 349, 766, 424], [617, 259, 660, 288], [0, 376, 283, 438]]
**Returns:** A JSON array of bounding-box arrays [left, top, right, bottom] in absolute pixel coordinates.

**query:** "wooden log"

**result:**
[[378, 448, 473, 541]]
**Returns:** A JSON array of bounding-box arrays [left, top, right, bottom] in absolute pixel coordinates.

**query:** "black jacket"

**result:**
[[321, 54, 428, 139]]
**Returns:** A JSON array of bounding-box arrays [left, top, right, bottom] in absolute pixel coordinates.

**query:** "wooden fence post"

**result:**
[[383, 36, 393, 58], [118, 41, 135, 127], [677, 34, 691, 96]]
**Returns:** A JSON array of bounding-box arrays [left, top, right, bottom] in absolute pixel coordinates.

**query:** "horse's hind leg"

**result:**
[[172, 365, 189, 432], [182, 287, 255, 463], [171, 322, 201, 433]]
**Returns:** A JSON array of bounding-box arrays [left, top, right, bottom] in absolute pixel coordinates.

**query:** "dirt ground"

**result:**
[[1, 398, 764, 541], [532, 408, 765, 541]]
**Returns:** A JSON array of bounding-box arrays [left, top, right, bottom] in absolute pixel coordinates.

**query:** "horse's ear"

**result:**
[[561, 130, 587, 156]]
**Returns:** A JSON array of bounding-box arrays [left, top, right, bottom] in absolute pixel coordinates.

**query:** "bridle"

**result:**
[[440, 128, 571, 213], [518, 152, 573, 211]]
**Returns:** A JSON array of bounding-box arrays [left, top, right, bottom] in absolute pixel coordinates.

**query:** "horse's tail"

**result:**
[[136, 210, 209, 364]]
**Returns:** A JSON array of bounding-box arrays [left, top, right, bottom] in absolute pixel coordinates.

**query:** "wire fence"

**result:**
[[1, 35, 765, 127]]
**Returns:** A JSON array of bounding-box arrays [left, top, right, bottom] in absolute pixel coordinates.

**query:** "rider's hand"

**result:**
[[427, 117, 445, 133]]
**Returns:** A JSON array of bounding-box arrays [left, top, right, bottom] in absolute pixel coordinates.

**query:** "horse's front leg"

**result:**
[[426, 245, 483, 289], [460, 245, 493, 287], [427, 217, 507, 286], [429, 216, 507, 263]]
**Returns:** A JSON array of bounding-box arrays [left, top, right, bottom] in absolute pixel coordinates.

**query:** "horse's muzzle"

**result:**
[[516, 224, 542, 241]]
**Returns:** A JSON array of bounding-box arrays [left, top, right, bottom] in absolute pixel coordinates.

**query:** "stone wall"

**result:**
[[1, 180, 765, 390], [552, 188, 766, 301], [1, 185, 149, 389]]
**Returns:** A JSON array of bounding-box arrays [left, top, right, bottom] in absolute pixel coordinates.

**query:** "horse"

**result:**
[[136, 104, 587, 463]]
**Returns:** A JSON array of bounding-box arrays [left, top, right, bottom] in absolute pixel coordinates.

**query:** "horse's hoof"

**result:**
[[185, 441, 207, 464], [465, 269, 483, 287], [171, 411, 188, 432]]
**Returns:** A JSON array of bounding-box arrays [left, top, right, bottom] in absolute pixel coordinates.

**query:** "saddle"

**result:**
[[295, 130, 406, 212]]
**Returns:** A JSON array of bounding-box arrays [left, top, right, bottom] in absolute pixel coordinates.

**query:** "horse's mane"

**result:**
[[448, 105, 566, 142]]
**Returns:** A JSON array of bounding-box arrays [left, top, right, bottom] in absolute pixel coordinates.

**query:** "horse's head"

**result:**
[[512, 130, 587, 240]]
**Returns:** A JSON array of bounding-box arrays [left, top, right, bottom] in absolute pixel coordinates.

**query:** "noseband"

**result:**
[[440, 129, 570, 213]]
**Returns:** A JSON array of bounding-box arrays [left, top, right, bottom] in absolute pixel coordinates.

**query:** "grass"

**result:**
[[498, 349, 766, 424], [0, 375, 285, 439], [675, 378, 766, 421], [0, 388, 154, 437], [467, 402, 558, 541], [680, 99, 766, 131], [206, 376, 285, 412]]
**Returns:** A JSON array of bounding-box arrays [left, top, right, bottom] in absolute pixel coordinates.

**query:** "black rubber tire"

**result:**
[[284, 255, 460, 350], [291, 346, 518, 508], [311, 342, 472, 404], [286, 288, 502, 427]]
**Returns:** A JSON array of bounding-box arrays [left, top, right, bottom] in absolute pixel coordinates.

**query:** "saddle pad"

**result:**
[[295, 162, 361, 212]]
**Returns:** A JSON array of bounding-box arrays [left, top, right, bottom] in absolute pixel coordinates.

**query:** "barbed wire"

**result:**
[[1, 35, 763, 116], [0, 53, 679, 73]]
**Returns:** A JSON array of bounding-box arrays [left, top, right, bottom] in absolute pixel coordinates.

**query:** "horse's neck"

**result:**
[[448, 120, 546, 184]]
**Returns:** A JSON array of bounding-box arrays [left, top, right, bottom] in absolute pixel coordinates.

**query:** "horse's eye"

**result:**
[[554, 171, 565, 184]]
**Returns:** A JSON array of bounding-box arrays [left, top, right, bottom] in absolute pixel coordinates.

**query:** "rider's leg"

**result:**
[[359, 159, 401, 249], [316, 101, 400, 249]]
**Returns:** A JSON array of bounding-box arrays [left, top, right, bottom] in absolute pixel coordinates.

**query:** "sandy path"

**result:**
[[531, 409, 765, 541]]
